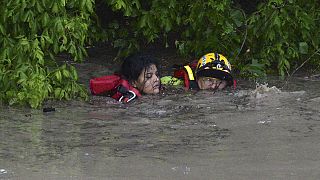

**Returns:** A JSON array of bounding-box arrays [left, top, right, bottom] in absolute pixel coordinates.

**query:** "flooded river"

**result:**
[[1, 49, 320, 179]]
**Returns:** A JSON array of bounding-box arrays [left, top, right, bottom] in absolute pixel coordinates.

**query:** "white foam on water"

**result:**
[[250, 83, 281, 99], [0, 169, 7, 174]]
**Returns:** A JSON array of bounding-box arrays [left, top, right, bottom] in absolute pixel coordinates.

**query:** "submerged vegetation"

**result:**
[[0, 0, 319, 107]]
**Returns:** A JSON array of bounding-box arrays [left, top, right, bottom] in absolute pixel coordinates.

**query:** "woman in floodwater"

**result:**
[[90, 53, 161, 103], [120, 54, 161, 94]]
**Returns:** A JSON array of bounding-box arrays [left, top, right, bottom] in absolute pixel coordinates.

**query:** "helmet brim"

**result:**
[[196, 69, 234, 86]]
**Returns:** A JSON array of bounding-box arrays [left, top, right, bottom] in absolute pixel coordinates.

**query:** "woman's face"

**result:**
[[197, 77, 227, 90], [133, 64, 160, 94]]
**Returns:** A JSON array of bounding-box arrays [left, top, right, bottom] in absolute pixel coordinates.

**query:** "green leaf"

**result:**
[[284, 58, 290, 69], [115, 0, 126, 10], [62, 69, 70, 78], [36, 1, 44, 12], [273, 16, 281, 28], [20, 38, 29, 46], [42, 12, 49, 26], [30, 0, 36, 6], [59, 89, 65, 99], [44, 35, 53, 44], [80, 0, 86, 10], [35, 49, 44, 65], [86, 0, 93, 13], [139, 14, 147, 28], [55, 71, 62, 82], [299, 42, 308, 54], [54, 88, 61, 98], [70, 66, 78, 80], [52, 3, 59, 13], [267, 30, 275, 41], [230, 10, 243, 27], [40, 36, 45, 48], [0, 24, 6, 35], [60, 0, 65, 7]]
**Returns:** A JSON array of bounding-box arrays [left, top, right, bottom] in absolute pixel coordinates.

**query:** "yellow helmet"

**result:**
[[196, 52, 233, 85]]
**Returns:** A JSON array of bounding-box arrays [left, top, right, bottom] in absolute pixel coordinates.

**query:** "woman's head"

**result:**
[[121, 54, 160, 94]]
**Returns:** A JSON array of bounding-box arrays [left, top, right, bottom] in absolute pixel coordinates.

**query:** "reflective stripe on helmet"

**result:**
[[215, 53, 220, 61], [184, 65, 195, 81], [202, 55, 207, 66]]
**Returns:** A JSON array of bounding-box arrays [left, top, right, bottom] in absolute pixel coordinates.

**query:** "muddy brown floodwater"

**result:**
[[1, 46, 320, 180]]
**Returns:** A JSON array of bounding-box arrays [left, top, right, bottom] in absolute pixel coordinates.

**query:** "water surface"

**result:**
[[1, 52, 320, 179]]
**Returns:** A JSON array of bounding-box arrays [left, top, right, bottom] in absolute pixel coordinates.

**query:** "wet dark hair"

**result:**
[[120, 53, 160, 83]]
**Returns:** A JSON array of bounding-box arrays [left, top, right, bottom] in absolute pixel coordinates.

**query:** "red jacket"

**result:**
[[90, 74, 141, 103]]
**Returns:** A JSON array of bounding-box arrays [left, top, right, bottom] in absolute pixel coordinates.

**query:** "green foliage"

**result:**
[[101, 0, 320, 77], [238, 0, 320, 76], [0, 0, 92, 108], [103, 0, 245, 58], [175, 0, 244, 57], [49, 64, 88, 102], [104, 0, 182, 57]]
